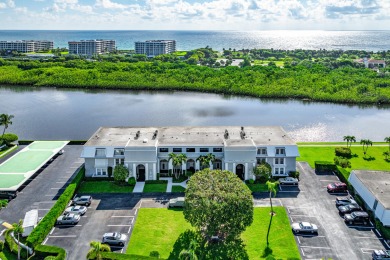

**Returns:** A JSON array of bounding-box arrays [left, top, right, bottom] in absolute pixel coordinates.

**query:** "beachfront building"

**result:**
[[68, 39, 116, 56], [135, 40, 176, 57], [349, 170, 390, 226], [0, 40, 54, 53], [356, 58, 386, 68], [81, 126, 299, 182]]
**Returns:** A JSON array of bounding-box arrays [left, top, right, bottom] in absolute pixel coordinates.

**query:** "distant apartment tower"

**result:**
[[135, 40, 176, 57], [0, 40, 54, 53], [68, 40, 116, 56]]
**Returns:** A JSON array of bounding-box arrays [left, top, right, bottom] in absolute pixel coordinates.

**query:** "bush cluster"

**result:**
[[335, 147, 352, 158], [30, 244, 66, 260], [26, 167, 85, 248], [289, 171, 300, 179], [1, 133, 18, 145], [314, 161, 336, 173], [334, 156, 351, 168], [0, 199, 8, 208], [100, 252, 156, 259], [4, 229, 29, 259], [128, 177, 136, 186]]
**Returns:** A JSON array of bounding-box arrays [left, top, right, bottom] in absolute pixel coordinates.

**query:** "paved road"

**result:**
[[255, 161, 386, 260], [0, 145, 83, 233]]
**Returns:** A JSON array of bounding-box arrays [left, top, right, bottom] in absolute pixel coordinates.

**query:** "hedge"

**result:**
[[0, 240, 4, 251], [28, 245, 66, 260], [314, 161, 337, 173], [145, 180, 168, 184], [100, 252, 158, 260], [26, 166, 85, 248], [335, 147, 352, 158]]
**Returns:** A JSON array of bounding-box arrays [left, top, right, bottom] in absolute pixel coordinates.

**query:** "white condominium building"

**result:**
[[81, 126, 299, 182], [135, 40, 176, 57], [0, 40, 54, 53], [68, 39, 116, 56]]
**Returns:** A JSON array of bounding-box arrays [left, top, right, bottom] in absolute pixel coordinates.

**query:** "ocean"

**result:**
[[0, 30, 390, 51]]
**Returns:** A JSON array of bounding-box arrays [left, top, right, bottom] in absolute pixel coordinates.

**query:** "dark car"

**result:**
[[0, 191, 17, 200], [72, 195, 92, 206], [372, 249, 390, 260], [338, 204, 361, 215], [344, 211, 370, 225], [327, 182, 348, 193], [335, 196, 357, 206]]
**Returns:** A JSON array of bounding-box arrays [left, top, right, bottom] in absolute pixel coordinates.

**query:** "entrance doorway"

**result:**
[[236, 164, 245, 180], [136, 164, 145, 181]]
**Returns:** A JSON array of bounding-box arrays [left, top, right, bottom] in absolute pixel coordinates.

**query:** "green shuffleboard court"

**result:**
[[0, 141, 68, 190], [0, 174, 25, 189]]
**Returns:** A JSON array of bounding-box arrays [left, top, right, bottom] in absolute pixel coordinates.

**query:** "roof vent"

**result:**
[[135, 130, 140, 140], [143, 138, 148, 143], [224, 129, 229, 139], [240, 126, 246, 139], [152, 130, 158, 140]]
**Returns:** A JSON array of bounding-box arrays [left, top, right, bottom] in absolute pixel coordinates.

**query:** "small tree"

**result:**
[[383, 151, 389, 161], [343, 135, 356, 148], [385, 137, 390, 152], [179, 239, 199, 260], [252, 162, 272, 182], [360, 139, 373, 157], [86, 241, 111, 260], [0, 113, 14, 138], [12, 220, 24, 260], [1, 133, 18, 146], [169, 153, 187, 179], [113, 164, 128, 182], [184, 169, 253, 242], [196, 153, 215, 170]]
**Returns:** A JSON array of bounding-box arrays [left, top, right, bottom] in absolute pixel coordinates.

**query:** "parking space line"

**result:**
[[296, 236, 301, 244], [354, 236, 383, 240], [131, 218, 134, 224], [300, 248, 305, 256], [361, 248, 377, 254], [127, 226, 132, 233], [347, 226, 374, 229], [300, 246, 331, 249], [43, 237, 48, 245], [107, 225, 132, 227], [50, 227, 55, 235], [301, 235, 326, 238], [49, 235, 77, 238], [111, 216, 134, 218], [51, 187, 65, 190], [319, 179, 338, 182], [38, 208, 51, 211], [375, 229, 381, 237], [385, 240, 390, 249], [56, 181, 67, 184]]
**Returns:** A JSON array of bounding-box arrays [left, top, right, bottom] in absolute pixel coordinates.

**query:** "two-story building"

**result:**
[[80, 126, 299, 181]]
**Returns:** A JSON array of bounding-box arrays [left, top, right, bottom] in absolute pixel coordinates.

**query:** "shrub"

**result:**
[[128, 177, 136, 186], [334, 156, 351, 168], [335, 147, 352, 158], [145, 180, 167, 184], [0, 199, 8, 208], [248, 179, 254, 184], [0, 240, 4, 251], [4, 229, 28, 259], [84, 177, 113, 182], [32, 244, 66, 260], [314, 161, 336, 173], [100, 252, 155, 259], [1, 133, 18, 145], [149, 251, 160, 258], [289, 171, 300, 179], [26, 167, 85, 248], [113, 165, 128, 183]]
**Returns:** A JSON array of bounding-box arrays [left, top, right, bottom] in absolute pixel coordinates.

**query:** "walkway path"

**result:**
[[133, 181, 145, 193], [160, 177, 187, 192]]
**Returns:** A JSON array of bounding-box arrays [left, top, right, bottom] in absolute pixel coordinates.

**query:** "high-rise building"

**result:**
[[0, 40, 54, 53], [135, 40, 176, 57], [68, 40, 116, 56]]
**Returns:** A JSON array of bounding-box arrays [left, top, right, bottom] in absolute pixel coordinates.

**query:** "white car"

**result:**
[[168, 197, 185, 208], [291, 222, 318, 234], [56, 213, 80, 225], [102, 232, 127, 247], [278, 177, 299, 185], [65, 205, 87, 215]]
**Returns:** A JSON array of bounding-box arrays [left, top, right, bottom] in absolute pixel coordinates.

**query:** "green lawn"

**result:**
[[0, 145, 17, 158], [171, 186, 186, 192], [242, 207, 300, 259], [298, 144, 390, 171], [28, 141, 67, 150], [127, 208, 192, 258], [126, 207, 299, 259], [77, 181, 134, 193], [143, 183, 167, 193], [0, 150, 53, 173], [0, 174, 26, 188], [246, 183, 268, 192]]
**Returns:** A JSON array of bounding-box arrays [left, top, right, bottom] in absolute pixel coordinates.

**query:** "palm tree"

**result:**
[[265, 180, 278, 247], [169, 153, 187, 179], [179, 239, 199, 260], [196, 153, 215, 170], [384, 137, 390, 152], [86, 241, 111, 260], [343, 135, 356, 148], [0, 113, 14, 138], [360, 139, 373, 157], [12, 220, 24, 260]]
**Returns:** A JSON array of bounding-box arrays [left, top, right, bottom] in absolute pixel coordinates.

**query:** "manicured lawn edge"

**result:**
[[77, 181, 134, 193], [0, 145, 17, 158]]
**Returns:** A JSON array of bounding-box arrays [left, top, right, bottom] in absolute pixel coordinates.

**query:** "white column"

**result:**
[[145, 163, 149, 181], [169, 160, 173, 170], [156, 158, 160, 173], [210, 161, 213, 170], [196, 161, 200, 171], [233, 163, 236, 174], [252, 163, 256, 180], [153, 163, 157, 180], [133, 164, 136, 179], [225, 163, 228, 171], [245, 163, 248, 180], [182, 163, 186, 171]]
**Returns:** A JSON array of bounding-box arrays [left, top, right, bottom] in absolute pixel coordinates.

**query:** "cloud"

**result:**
[[95, 0, 128, 9], [0, 2, 7, 9], [7, 0, 14, 8]]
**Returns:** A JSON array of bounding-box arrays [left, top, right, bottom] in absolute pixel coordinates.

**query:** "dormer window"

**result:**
[[257, 148, 267, 155], [276, 148, 285, 155], [95, 148, 106, 157], [114, 148, 124, 156]]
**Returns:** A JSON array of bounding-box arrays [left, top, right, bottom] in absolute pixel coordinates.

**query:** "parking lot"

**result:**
[[254, 161, 387, 260]]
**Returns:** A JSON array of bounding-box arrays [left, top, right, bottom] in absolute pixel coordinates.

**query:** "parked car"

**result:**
[[335, 196, 357, 206], [102, 232, 127, 247], [169, 197, 185, 208], [344, 211, 370, 225], [291, 222, 318, 234], [0, 191, 17, 200], [327, 182, 348, 193], [65, 205, 87, 215], [372, 249, 390, 259], [72, 195, 92, 206], [338, 204, 361, 215], [278, 177, 299, 185], [56, 213, 80, 225]]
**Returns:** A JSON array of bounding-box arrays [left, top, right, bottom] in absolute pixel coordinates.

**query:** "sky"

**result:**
[[0, 0, 389, 30]]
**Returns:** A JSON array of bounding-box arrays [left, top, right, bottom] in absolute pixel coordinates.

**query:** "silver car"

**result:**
[[102, 232, 127, 247], [169, 197, 185, 208], [291, 222, 318, 234], [65, 205, 87, 215], [56, 213, 80, 225], [278, 177, 299, 185]]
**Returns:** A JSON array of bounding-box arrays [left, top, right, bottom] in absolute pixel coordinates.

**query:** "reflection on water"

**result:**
[[0, 86, 389, 142]]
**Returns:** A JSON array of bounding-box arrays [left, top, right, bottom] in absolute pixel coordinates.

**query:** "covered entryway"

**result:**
[[213, 159, 222, 170], [236, 164, 245, 180], [186, 159, 195, 174], [136, 164, 145, 181], [160, 159, 168, 175]]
